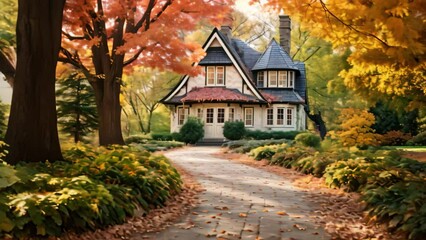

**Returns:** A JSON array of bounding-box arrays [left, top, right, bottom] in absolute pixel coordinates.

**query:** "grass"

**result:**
[[391, 146, 426, 152]]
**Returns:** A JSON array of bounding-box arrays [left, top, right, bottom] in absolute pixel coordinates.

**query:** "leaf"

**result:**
[[277, 211, 287, 215]]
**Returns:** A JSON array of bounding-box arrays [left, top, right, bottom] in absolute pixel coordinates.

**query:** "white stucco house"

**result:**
[[161, 15, 307, 140]]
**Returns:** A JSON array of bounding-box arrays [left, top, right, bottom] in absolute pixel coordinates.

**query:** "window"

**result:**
[[228, 108, 235, 122], [206, 108, 214, 123], [178, 107, 188, 125], [206, 66, 225, 86], [217, 108, 225, 123], [287, 108, 293, 125], [257, 71, 264, 87], [277, 108, 284, 125], [288, 71, 294, 88], [197, 108, 203, 119], [266, 108, 273, 126], [244, 108, 254, 126], [269, 71, 277, 87], [207, 67, 215, 85], [278, 71, 287, 87], [216, 67, 224, 85]]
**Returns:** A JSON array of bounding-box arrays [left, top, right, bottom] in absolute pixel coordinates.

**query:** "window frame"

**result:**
[[288, 71, 294, 88], [217, 108, 225, 123], [268, 71, 277, 87], [244, 108, 254, 127], [206, 108, 214, 124], [177, 107, 189, 125], [206, 66, 226, 86], [266, 108, 274, 126], [277, 108, 285, 125], [278, 71, 287, 87], [257, 71, 265, 87], [286, 107, 294, 126], [228, 108, 235, 122]]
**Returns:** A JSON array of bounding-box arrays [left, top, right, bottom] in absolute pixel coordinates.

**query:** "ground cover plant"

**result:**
[[224, 138, 426, 239], [0, 144, 182, 238]]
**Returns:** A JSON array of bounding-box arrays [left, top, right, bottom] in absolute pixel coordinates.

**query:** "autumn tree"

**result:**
[[59, 0, 233, 145], [333, 108, 380, 148], [123, 68, 178, 134], [5, 0, 65, 164], [0, 0, 17, 87], [56, 72, 98, 143], [265, 0, 426, 110]]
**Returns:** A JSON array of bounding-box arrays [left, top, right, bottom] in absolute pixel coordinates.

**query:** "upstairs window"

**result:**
[[269, 71, 277, 87], [288, 71, 294, 88], [206, 66, 225, 86], [257, 71, 265, 87], [263, 70, 295, 88], [278, 71, 287, 87]]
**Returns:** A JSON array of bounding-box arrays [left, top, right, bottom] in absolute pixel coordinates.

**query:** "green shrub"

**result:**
[[171, 132, 182, 141], [295, 132, 321, 148], [151, 132, 173, 141], [245, 130, 302, 140], [249, 144, 283, 160], [0, 145, 182, 238], [363, 181, 426, 239], [179, 117, 204, 144], [410, 131, 426, 146], [124, 135, 149, 144], [223, 139, 290, 153], [223, 121, 245, 140]]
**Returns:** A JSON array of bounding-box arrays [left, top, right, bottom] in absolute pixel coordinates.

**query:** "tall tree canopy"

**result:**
[[265, 0, 426, 110], [59, 0, 234, 145]]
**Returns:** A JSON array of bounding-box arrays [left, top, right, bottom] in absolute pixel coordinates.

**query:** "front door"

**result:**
[[204, 108, 225, 138]]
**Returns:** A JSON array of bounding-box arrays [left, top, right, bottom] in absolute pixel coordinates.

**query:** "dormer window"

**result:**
[[206, 66, 225, 86], [257, 70, 295, 88]]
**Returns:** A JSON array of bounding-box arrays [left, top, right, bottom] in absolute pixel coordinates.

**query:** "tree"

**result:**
[[59, 0, 233, 145], [5, 0, 65, 164], [265, 0, 426, 110], [0, 0, 17, 87], [56, 72, 98, 143], [333, 108, 380, 148], [122, 68, 179, 134]]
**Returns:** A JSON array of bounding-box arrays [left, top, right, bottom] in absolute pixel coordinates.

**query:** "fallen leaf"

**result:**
[[239, 213, 247, 217], [277, 211, 288, 216], [293, 224, 307, 231]]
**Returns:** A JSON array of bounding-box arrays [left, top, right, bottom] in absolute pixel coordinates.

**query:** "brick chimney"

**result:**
[[279, 15, 291, 54], [220, 26, 232, 42]]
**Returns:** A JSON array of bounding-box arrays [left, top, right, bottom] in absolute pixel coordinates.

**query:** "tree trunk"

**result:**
[[304, 106, 327, 140], [93, 78, 124, 146], [5, 0, 65, 164], [0, 48, 16, 87]]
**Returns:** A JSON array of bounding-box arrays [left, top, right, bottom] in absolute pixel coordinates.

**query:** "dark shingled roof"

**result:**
[[198, 47, 232, 65], [294, 62, 307, 99], [260, 89, 305, 103], [164, 87, 264, 104], [252, 39, 299, 71], [231, 39, 262, 70]]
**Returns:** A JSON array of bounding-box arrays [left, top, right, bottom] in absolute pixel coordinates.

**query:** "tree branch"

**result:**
[[318, 0, 390, 48], [123, 47, 146, 66], [62, 30, 88, 40]]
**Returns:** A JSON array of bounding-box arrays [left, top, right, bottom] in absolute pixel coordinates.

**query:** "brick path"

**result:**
[[134, 146, 330, 240]]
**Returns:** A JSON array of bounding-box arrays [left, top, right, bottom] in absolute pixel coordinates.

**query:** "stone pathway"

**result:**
[[133, 147, 330, 240]]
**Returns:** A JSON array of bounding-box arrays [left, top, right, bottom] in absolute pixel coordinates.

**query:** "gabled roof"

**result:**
[[231, 39, 262, 70], [161, 28, 266, 103], [163, 87, 263, 104], [252, 39, 299, 71]]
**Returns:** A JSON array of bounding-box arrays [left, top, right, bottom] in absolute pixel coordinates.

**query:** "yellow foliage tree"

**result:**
[[262, 0, 426, 110], [334, 108, 380, 148]]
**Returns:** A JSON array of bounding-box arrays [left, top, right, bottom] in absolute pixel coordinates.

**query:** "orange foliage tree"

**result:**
[[333, 108, 380, 148], [263, 0, 426, 110], [59, 0, 233, 145]]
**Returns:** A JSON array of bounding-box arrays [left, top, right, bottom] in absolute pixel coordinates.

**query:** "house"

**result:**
[[161, 15, 307, 139]]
